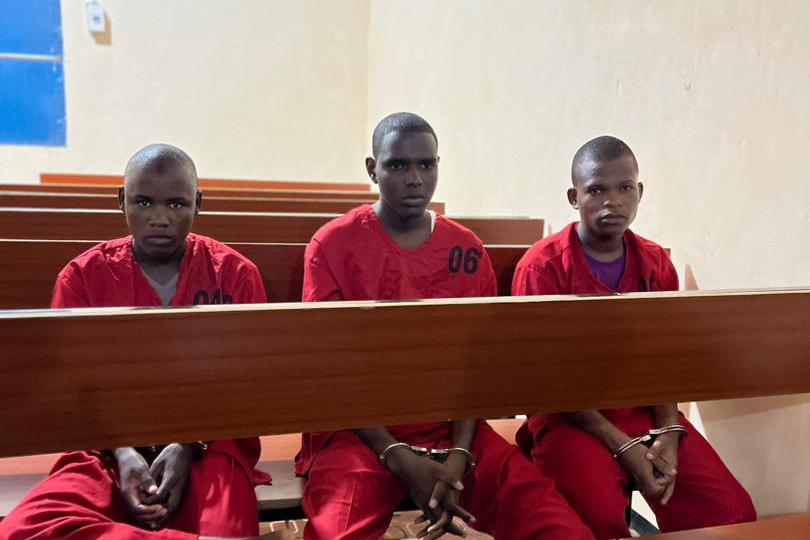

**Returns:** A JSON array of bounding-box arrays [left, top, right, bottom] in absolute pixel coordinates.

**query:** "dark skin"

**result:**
[[566, 153, 680, 505], [364, 130, 476, 538], [113, 161, 204, 529], [366, 131, 439, 249]]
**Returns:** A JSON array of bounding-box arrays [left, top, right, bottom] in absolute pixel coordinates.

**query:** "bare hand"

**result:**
[[144, 443, 194, 524], [114, 447, 167, 528], [645, 433, 680, 505], [618, 444, 670, 503], [386, 450, 474, 539]]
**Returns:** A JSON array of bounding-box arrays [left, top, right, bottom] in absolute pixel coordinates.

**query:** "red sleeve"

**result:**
[[302, 239, 343, 302], [660, 253, 679, 292], [231, 261, 268, 304], [479, 247, 497, 297], [51, 265, 90, 308], [511, 264, 560, 296]]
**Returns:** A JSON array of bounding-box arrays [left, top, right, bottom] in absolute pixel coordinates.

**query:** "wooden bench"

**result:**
[[1, 292, 808, 536], [0, 183, 380, 201], [0, 191, 445, 214], [0, 208, 543, 244], [41, 173, 370, 192], [0, 240, 528, 307]]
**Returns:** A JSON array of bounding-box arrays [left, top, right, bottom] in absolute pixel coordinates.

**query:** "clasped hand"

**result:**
[[115, 443, 194, 529], [386, 448, 475, 539], [618, 432, 680, 505]]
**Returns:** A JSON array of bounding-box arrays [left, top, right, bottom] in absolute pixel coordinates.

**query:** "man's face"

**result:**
[[568, 154, 643, 238], [119, 165, 200, 261], [368, 131, 439, 221]]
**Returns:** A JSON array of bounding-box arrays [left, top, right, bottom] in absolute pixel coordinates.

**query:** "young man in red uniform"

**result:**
[[511, 135, 756, 539], [297, 112, 594, 540], [0, 144, 284, 540]]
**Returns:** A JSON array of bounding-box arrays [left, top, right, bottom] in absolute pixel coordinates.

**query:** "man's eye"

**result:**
[[389, 162, 405, 171], [588, 188, 602, 195], [137, 200, 151, 208], [621, 185, 634, 191], [421, 162, 435, 169], [169, 202, 184, 209]]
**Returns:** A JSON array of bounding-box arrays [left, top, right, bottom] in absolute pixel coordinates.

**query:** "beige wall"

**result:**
[[0, 0, 370, 183], [367, 0, 809, 515]]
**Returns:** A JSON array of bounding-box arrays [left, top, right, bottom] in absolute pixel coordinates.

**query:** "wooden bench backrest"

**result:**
[[0, 183, 380, 201], [0, 240, 528, 308], [0, 191, 444, 215], [0, 208, 543, 245], [41, 173, 370, 192], [1, 289, 808, 457]]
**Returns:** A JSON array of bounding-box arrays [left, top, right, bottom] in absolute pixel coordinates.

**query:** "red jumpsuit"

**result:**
[[298, 205, 594, 540], [511, 222, 756, 539], [0, 233, 271, 540]]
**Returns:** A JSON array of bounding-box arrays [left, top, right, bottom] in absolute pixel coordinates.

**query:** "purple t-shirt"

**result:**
[[585, 250, 626, 291]]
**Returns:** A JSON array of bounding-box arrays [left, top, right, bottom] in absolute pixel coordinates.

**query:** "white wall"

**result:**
[[367, 0, 810, 515], [0, 0, 370, 183]]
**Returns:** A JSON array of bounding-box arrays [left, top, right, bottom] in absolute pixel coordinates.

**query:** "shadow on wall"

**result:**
[[91, 13, 112, 46]]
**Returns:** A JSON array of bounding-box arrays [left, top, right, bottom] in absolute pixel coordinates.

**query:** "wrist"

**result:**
[[113, 447, 137, 462], [381, 444, 414, 475]]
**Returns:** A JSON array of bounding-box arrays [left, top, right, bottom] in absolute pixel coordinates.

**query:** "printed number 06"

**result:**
[[449, 246, 482, 275]]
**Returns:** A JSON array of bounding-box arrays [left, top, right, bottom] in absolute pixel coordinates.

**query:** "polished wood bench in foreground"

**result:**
[[2, 291, 808, 536]]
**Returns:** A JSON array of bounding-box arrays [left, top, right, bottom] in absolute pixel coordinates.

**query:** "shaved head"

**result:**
[[371, 112, 437, 158], [571, 135, 637, 185], [124, 143, 197, 189]]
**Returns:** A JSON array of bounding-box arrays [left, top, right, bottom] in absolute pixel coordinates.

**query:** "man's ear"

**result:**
[[365, 157, 377, 184], [195, 189, 203, 215], [117, 186, 125, 212], [566, 186, 578, 209], [637, 181, 644, 202]]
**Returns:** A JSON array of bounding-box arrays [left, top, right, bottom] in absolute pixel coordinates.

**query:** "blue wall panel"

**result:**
[[0, 59, 66, 145], [0, 0, 63, 56], [0, 0, 66, 146]]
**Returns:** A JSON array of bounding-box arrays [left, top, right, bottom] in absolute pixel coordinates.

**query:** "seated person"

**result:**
[[512, 135, 756, 539], [0, 144, 286, 540], [296, 113, 594, 540]]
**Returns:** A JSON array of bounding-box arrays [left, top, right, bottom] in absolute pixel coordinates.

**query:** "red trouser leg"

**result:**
[[530, 422, 632, 540], [301, 431, 406, 540], [529, 410, 756, 539], [0, 452, 196, 540], [461, 423, 595, 540], [165, 447, 261, 537], [643, 420, 756, 532]]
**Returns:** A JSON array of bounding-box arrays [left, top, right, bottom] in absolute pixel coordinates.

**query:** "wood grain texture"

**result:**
[[0, 191, 444, 214], [0, 208, 542, 245], [0, 289, 808, 457], [0, 183, 380, 201], [0, 240, 526, 308], [629, 514, 810, 539], [40, 174, 370, 192]]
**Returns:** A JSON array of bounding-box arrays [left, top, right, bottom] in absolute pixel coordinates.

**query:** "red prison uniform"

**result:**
[[511, 222, 756, 539], [0, 233, 271, 540], [297, 205, 594, 540]]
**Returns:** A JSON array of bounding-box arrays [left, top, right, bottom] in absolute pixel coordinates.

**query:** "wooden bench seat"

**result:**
[[40, 173, 370, 192], [0, 183, 380, 201], [0, 240, 527, 308], [0, 191, 444, 214], [0, 208, 543, 245]]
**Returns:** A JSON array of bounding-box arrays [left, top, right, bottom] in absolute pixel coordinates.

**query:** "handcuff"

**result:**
[[379, 443, 477, 477], [613, 424, 687, 459]]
